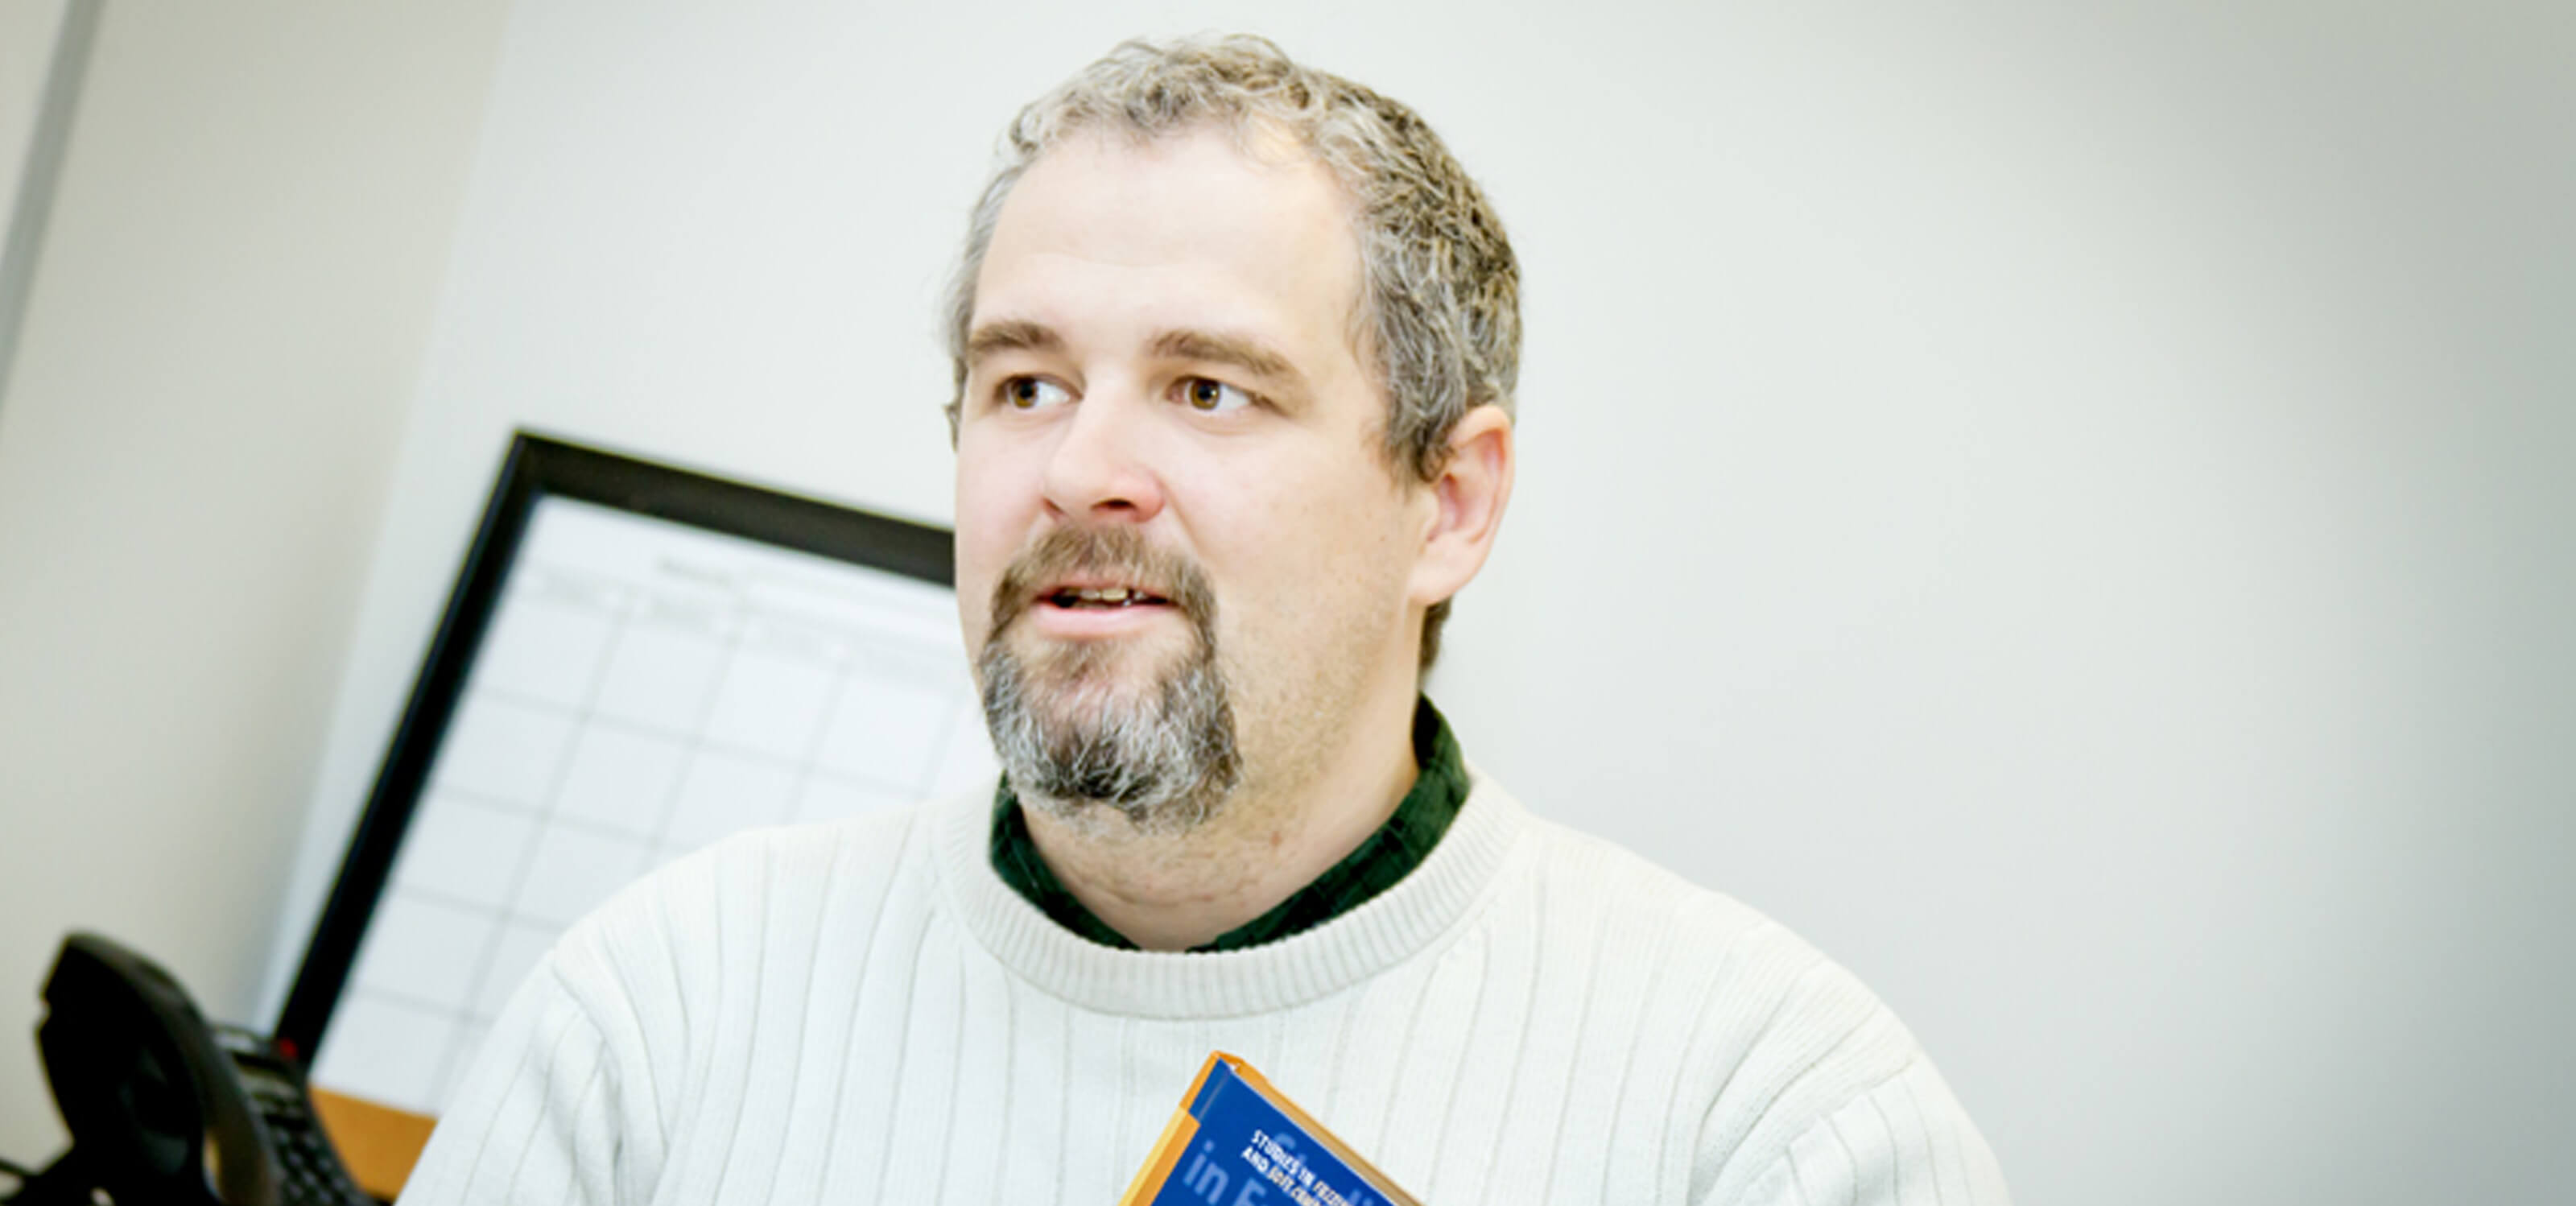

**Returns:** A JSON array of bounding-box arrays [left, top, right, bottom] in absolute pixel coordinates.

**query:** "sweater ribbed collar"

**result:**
[[929, 766, 1528, 1019], [988, 696, 1471, 952]]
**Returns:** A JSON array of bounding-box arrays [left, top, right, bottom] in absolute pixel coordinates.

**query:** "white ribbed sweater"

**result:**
[[398, 774, 2008, 1204]]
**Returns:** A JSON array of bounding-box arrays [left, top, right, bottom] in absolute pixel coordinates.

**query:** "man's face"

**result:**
[[953, 125, 1434, 829]]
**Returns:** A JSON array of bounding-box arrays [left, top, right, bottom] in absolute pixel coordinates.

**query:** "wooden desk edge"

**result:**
[[311, 1087, 436, 1201]]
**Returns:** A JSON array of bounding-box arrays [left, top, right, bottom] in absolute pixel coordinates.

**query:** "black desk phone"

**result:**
[[6, 933, 374, 1206]]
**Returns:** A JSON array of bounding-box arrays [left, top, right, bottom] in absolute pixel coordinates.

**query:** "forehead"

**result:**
[[974, 126, 1366, 360]]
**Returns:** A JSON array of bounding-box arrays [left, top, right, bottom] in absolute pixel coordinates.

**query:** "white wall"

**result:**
[[0, 2, 72, 237], [0, 0, 511, 1167], [2, 0, 2565, 1201]]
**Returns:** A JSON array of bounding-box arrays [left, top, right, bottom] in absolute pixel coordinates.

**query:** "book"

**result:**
[[1121, 1053, 1421, 1206]]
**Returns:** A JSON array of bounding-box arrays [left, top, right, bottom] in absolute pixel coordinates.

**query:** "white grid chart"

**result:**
[[311, 497, 995, 1115]]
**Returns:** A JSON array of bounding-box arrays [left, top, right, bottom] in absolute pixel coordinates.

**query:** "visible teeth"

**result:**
[[1062, 587, 1141, 605]]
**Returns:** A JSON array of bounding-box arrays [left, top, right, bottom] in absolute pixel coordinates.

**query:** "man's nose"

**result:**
[[1038, 390, 1166, 523]]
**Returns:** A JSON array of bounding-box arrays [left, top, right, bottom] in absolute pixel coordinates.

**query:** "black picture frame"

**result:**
[[271, 431, 952, 1063]]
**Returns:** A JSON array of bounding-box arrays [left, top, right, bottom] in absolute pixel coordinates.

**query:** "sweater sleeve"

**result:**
[[394, 957, 646, 1206], [1670, 915, 2012, 1206], [1728, 1059, 2012, 1206]]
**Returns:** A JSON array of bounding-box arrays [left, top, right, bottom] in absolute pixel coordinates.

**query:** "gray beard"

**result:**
[[974, 529, 1242, 836]]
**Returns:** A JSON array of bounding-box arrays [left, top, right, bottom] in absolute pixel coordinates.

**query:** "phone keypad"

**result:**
[[246, 1076, 370, 1206]]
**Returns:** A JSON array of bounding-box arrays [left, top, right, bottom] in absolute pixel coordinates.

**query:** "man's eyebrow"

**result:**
[[964, 320, 1063, 367], [1150, 328, 1303, 386]]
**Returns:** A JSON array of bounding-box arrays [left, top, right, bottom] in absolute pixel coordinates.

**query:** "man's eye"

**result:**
[[1180, 378, 1253, 414], [1001, 378, 1071, 411]]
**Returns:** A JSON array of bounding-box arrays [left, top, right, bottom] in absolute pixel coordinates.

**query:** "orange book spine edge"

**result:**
[[1118, 1053, 1226, 1205]]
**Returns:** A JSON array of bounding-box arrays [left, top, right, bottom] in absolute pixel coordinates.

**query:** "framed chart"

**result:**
[[274, 432, 994, 1121]]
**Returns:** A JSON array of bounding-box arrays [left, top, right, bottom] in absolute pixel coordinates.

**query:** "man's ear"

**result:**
[[1410, 403, 1515, 609]]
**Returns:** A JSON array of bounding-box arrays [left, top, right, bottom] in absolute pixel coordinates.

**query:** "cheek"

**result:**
[[1194, 470, 1414, 642], [953, 442, 1042, 650]]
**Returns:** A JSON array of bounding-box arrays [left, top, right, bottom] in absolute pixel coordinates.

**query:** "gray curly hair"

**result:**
[[943, 35, 1521, 671]]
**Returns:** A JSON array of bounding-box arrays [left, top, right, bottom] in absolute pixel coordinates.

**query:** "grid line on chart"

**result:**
[[432, 754, 919, 829], [812, 635, 963, 805], [638, 591, 761, 861], [429, 589, 637, 1101], [519, 556, 949, 667], [415, 784, 666, 848], [780, 646, 868, 832], [914, 683, 968, 801], [459, 690, 929, 799], [345, 984, 491, 1037], [378, 882, 514, 925]]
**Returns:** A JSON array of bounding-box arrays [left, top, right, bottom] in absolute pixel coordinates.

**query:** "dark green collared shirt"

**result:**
[[989, 696, 1469, 952]]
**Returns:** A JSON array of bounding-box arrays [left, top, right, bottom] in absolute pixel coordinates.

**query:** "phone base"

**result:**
[[3, 1150, 103, 1206]]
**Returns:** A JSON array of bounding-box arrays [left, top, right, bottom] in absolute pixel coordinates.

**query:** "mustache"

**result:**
[[988, 526, 1220, 638]]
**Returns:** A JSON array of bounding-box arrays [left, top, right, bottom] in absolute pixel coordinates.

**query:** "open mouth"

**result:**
[[1042, 585, 1172, 610]]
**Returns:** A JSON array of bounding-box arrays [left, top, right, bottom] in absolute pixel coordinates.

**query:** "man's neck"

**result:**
[[1022, 688, 1422, 952]]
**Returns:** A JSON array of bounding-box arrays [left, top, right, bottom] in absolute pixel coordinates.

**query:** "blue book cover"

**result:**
[[1121, 1053, 1419, 1206]]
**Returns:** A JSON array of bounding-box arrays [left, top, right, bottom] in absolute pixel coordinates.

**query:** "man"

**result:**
[[402, 36, 2008, 1205]]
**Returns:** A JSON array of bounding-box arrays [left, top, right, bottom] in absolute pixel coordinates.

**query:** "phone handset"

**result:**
[[12, 932, 372, 1206]]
